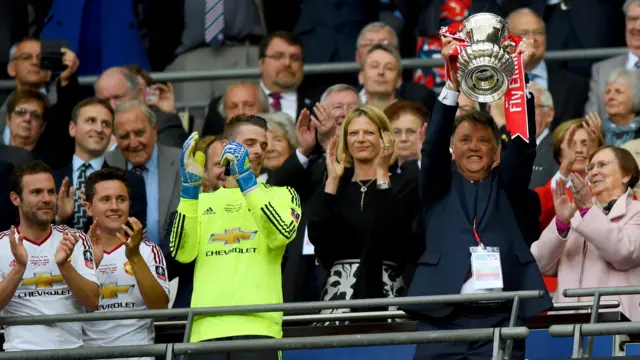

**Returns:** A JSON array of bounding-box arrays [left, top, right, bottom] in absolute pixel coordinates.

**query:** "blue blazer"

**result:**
[[53, 162, 148, 232], [404, 93, 552, 319], [40, 0, 150, 75]]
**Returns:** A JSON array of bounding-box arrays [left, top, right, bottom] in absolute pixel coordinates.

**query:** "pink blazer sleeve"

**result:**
[[531, 217, 570, 276], [573, 205, 640, 271]]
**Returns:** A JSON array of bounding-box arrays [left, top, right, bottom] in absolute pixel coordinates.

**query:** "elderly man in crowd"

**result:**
[[586, 0, 640, 120], [95, 67, 187, 149], [105, 100, 181, 246], [202, 81, 270, 136]]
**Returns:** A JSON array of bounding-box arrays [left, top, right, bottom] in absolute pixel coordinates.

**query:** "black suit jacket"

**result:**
[[501, 0, 625, 50], [152, 108, 188, 148], [529, 132, 558, 189], [404, 94, 552, 319], [268, 152, 328, 303], [0, 161, 18, 230], [396, 82, 437, 114], [53, 161, 148, 232], [547, 64, 588, 129], [161, 210, 194, 311]]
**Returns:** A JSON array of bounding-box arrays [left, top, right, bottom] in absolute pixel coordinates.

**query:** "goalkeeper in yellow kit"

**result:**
[[170, 115, 301, 360]]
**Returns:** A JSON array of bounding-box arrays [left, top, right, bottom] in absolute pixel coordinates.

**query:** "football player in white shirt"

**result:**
[[81, 168, 169, 358], [0, 161, 99, 351]]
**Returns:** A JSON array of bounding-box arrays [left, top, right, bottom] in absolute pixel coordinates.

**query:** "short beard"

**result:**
[[22, 209, 54, 230], [273, 78, 298, 91]]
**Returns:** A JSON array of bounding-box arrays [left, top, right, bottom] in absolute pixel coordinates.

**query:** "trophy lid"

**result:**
[[461, 13, 510, 44]]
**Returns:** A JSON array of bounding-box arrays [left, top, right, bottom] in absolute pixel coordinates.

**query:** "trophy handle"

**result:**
[[502, 40, 516, 53]]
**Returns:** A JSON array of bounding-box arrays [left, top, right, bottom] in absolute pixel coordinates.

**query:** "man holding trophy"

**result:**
[[403, 13, 552, 360]]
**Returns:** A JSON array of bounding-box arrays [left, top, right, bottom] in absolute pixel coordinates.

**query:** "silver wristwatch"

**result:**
[[376, 181, 391, 190]]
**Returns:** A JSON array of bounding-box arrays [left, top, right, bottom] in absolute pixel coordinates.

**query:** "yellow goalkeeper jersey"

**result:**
[[170, 183, 301, 342]]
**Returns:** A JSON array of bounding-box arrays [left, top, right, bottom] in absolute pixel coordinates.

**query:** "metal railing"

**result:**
[[0, 47, 627, 90], [150, 300, 620, 329], [548, 285, 640, 358], [0, 290, 628, 359], [0, 290, 544, 360]]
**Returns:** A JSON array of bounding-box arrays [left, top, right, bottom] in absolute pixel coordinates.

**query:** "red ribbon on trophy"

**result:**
[[439, 26, 530, 143]]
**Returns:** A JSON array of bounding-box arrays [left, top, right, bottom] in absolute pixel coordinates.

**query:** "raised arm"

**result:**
[[170, 133, 205, 263], [221, 141, 301, 249], [420, 38, 460, 204], [499, 43, 539, 195], [58, 231, 99, 312], [574, 202, 640, 271], [0, 228, 28, 311], [499, 92, 537, 194], [420, 90, 458, 203]]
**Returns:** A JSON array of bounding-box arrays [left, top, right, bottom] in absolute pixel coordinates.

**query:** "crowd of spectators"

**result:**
[[0, 0, 640, 359]]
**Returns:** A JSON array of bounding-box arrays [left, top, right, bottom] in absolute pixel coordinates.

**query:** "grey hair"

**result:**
[[320, 84, 360, 104], [114, 99, 157, 126], [624, 0, 640, 15], [9, 44, 17, 61], [218, 81, 270, 118], [260, 111, 298, 150], [361, 43, 403, 74], [122, 69, 142, 93], [356, 22, 399, 50], [94, 67, 141, 95], [505, 8, 546, 30], [607, 68, 640, 113], [527, 83, 554, 108]]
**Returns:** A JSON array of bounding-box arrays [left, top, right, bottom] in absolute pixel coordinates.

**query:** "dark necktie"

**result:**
[[132, 166, 145, 176], [73, 163, 91, 230], [269, 93, 282, 111]]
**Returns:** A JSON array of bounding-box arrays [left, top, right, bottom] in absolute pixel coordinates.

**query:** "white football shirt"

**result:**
[[82, 241, 169, 360], [0, 225, 99, 351]]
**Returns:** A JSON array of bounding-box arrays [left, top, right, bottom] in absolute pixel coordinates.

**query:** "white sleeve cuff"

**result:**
[[296, 149, 310, 169], [550, 170, 572, 190], [438, 87, 460, 107]]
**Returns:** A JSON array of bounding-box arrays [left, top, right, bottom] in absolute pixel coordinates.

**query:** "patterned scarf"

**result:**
[[603, 116, 640, 147]]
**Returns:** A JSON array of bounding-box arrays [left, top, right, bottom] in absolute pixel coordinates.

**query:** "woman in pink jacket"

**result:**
[[531, 144, 640, 320]]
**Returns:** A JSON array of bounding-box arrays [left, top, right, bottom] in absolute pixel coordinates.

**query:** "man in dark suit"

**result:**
[[201, 81, 270, 136], [95, 67, 187, 149], [501, 0, 625, 77], [528, 83, 559, 189], [51, 97, 147, 232], [507, 8, 587, 129], [404, 39, 552, 360]]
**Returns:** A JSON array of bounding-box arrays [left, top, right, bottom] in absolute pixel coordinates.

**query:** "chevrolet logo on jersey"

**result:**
[[22, 273, 64, 288], [209, 228, 257, 245], [100, 283, 135, 299]]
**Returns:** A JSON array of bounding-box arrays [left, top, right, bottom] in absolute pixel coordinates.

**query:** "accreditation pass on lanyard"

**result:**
[[470, 217, 504, 290]]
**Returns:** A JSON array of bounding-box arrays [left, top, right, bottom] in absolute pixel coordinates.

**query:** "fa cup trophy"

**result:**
[[456, 13, 516, 103]]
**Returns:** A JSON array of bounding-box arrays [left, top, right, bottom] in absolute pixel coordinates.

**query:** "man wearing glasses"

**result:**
[[258, 32, 320, 121], [0, 88, 76, 171], [0, 38, 82, 158]]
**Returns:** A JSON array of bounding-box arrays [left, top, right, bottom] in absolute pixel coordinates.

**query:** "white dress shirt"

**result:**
[[260, 81, 298, 120], [626, 52, 640, 70], [529, 60, 549, 89], [72, 155, 105, 187]]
